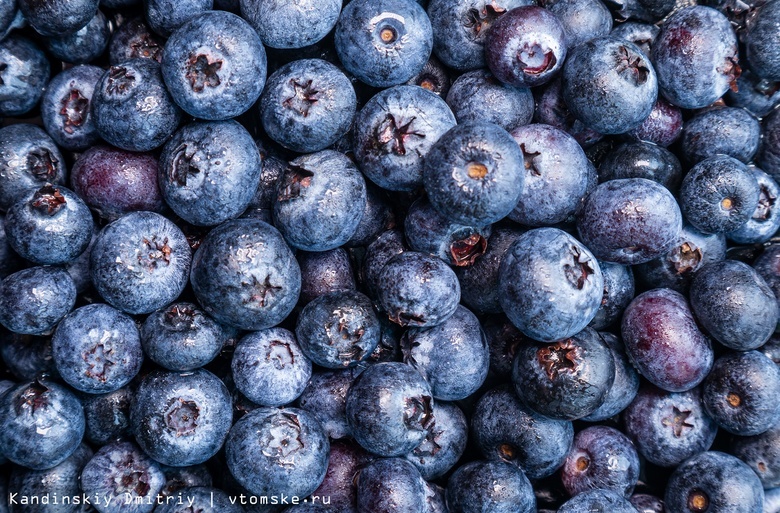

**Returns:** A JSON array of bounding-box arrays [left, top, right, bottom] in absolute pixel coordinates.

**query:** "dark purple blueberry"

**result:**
[[0, 334, 58, 381], [404, 401, 468, 480], [630, 494, 665, 513], [728, 166, 780, 244], [40, 65, 103, 151], [297, 368, 360, 440], [82, 387, 133, 446], [446, 460, 536, 513], [581, 332, 640, 421], [534, 77, 604, 147], [730, 421, 780, 488], [109, 16, 165, 64], [682, 106, 761, 164], [598, 141, 682, 192], [745, 0, 780, 80], [312, 439, 375, 510], [623, 384, 718, 467], [626, 97, 683, 147], [622, 289, 714, 392], [558, 489, 637, 513], [346, 182, 397, 248], [445, 69, 534, 131], [356, 457, 427, 513], [297, 248, 357, 305]]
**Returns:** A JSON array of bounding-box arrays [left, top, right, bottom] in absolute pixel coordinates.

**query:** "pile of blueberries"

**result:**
[[0, 0, 780, 511]]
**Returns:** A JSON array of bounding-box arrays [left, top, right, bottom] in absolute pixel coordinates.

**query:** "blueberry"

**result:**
[[727, 166, 780, 244], [158, 465, 213, 499], [161, 11, 267, 120], [483, 314, 528, 380], [354, 85, 456, 192], [405, 55, 452, 97], [726, 70, 780, 118], [664, 451, 764, 513], [588, 262, 635, 330], [356, 458, 428, 513], [730, 421, 780, 488], [0, 266, 77, 335], [297, 368, 360, 440], [52, 303, 143, 394], [499, 228, 604, 342], [109, 16, 164, 64], [158, 120, 263, 226], [745, 0, 780, 80], [754, 244, 780, 318], [45, 9, 110, 64], [40, 65, 103, 151], [623, 384, 718, 467], [581, 331, 640, 421], [82, 387, 133, 445], [0, 379, 85, 470], [611, 22, 660, 55], [130, 368, 232, 467], [144, 0, 212, 37], [630, 494, 666, 513], [445, 69, 534, 131], [0, 36, 49, 117], [446, 460, 536, 513], [346, 183, 397, 248], [240, 0, 341, 49], [0, 334, 59, 381], [363, 229, 407, 302], [405, 401, 468, 480], [273, 150, 367, 252], [335, 0, 433, 87], [92, 59, 182, 152], [622, 288, 714, 392], [0, 214, 21, 279], [682, 107, 761, 164], [18, 0, 98, 36], [760, 107, 780, 181], [190, 218, 301, 331], [225, 407, 329, 498], [312, 439, 375, 510], [297, 248, 357, 305], [546, 0, 613, 49], [557, 489, 638, 513], [534, 77, 604, 148], [598, 141, 682, 192], [626, 98, 683, 147]]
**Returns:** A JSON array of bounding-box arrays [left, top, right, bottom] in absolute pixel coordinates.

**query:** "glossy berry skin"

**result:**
[[471, 385, 574, 479], [486, 6, 567, 87], [354, 85, 456, 192], [404, 401, 467, 480], [377, 251, 460, 328], [730, 422, 780, 488], [623, 385, 718, 467], [0, 379, 85, 470], [0, 266, 77, 335], [90, 211, 190, 315], [159, 120, 262, 226], [745, 0, 780, 80], [651, 6, 739, 109], [346, 362, 434, 457], [297, 248, 356, 305], [356, 457, 428, 513], [547, 0, 613, 49], [627, 98, 683, 147], [240, 0, 341, 49], [144, 0, 212, 37], [513, 327, 615, 421], [260, 59, 356, 154], [45, 9, 110, 65], [682, 107, 761, 165], [52, 303, 143, 394], [665, 451, 764, 513], [274, 151, 367, 252], [80, 440, 166, 513], [92, 59, 182, 152], [140, 302, 229, 372], [445, 70, 534, 131], [499, 228, 603, 342], [0, 36, 50, 117], [446, 460, 535, 513], [561, 426, 640, 498], [296, 291, 380, 369], [82, 387, 133, 445], [40, 65, 103, 151], [558, 489, 637, 513], [426, 0, 534, 71], [19, 0, 98, 36], [598, 141, 682, 192], [509, 123, 594, 226], [562, 37, 657, 135], [588, 263, 635, 331], [232, 327, 311, 407], [690, 260, 778, 351], [161, 11, 267, 120], [0, 124, 66, 212], [225, 407, 329, 498], [402, 305, 489, 401], [108, 16, 164, 64], [297, 369, 359, 439], [130, 369, 232, 467], [581, 332, 640, 422], [577, 178, 682, 265], [622, 289, 713, 392], [190, 218, 300, 331], [728, 167, 780, 244], [335, 0, 433, 88]]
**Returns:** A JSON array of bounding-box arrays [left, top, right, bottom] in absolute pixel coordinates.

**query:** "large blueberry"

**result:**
[[0, 266, 76, 335], [446, 460, 535, 513], [240, 0, 341, 49], [40, 65, 103, 151], [0, 36, 49, 117], [404, 401, 468, 480], [18, 0, 98, 36], [682, 106, 761, 164], [445, 69, 534, 131]]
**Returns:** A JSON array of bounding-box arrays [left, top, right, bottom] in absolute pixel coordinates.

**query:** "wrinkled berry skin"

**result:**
[[690, 260, 778, 351], [225, 407, 329, 498], [130, 369, 232, 467], [260, 59, 356, 154], [426, 0, 534, 71], [273, 150, 367, 252], [159, 120, 262, 226], [651, 6, 739, 109], [445, 70, 534, 131], [446, 460, 536, 513], [562, 37, 657, 134], [682, 107, 760, 165], [0, 124, 66, 212], [19, 0, 98, 37], [558, 489, 638, 513], [745, 0, 780, 80], [354, 85, 456, 192], [581, 332, 640, 421], [90, 211, 191, 315], [728, 167, 780, 244], [622, 289, 713, 392], [161, 11, 267, 120], [627, 98, 683, 147], [703, 351, 780, 436], [190, 218, 300, 331], [577, 178, 682, 265], [0, 379, 85, 470], [377, 251, 460, 328], [240, 0, 341, 49], [598, 141, 682, 192], [40, 64, 103, 151], [0, 266, 77, 335], [486, 6, 567, 88], [730, 422, 780, 488], [346, 362, 434, 457], [513, 327, 615, 421], [471, 385, 574, 479], [335, 0, 433, 87], [232, 328, 312, 407], [6, 185, 93, 265], [665, 451, 764, 513], [623, 385, 718, 467], [509, 123, 594, 226], [0, 36, 50, 117], [52, 303, 143, 394], [561, 426, 640, 498], [499, 228, 603, 342]]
